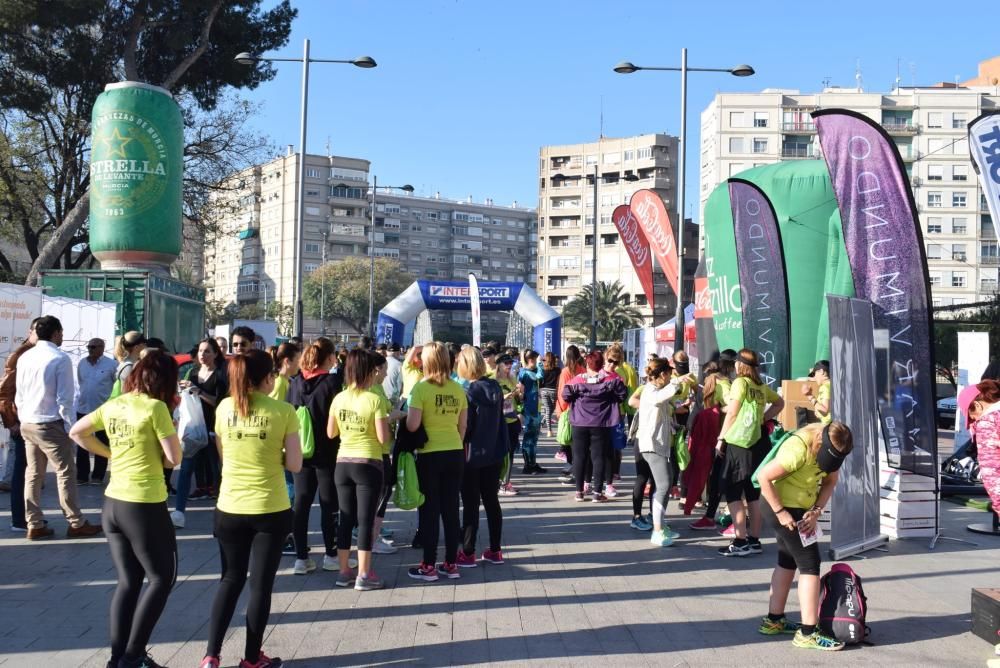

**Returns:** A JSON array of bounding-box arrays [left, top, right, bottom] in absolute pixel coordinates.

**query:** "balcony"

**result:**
[[883, 121, 920, 135], [981, 256, 1000, 266], [781, 121, 816, 133], [780, 145, 815, 159], [549, 220, 581, 230], [898, 145, 919, 161]]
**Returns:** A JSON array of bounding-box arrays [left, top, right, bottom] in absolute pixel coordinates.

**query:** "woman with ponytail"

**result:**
[[201, 350, 302, 668], [268, 342, 301, 403]]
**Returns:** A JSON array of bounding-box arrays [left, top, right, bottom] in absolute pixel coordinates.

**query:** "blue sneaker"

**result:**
[[630, 516, 653, 531]]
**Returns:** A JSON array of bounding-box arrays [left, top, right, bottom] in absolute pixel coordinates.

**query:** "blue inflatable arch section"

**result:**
[[376, 280, 561, 354]]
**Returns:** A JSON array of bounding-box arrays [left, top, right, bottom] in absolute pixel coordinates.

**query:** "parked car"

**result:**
[[937, 395, 957, 429]]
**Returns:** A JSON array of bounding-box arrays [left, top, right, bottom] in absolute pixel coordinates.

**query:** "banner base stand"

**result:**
[[929, 531, 978, 549], [830, 534, 890, 561]]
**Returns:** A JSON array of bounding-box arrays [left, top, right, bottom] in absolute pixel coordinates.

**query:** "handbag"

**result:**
[[611, 420, 627, 451], [177, 389, 209, 458], [392, 451, 424, 510], [557, 410, 572, 446], [296, 406, 315, 459]]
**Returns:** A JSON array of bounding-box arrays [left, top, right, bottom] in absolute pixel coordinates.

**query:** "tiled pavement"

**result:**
[[1, 436, 998, 667]]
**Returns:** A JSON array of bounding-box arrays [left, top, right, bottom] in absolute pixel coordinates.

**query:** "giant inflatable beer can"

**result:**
[[90, 82, 183, 270]]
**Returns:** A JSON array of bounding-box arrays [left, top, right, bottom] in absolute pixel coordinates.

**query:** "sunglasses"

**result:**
[[232, 341, 250, 348]]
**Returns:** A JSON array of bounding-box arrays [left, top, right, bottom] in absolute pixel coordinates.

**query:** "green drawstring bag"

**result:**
[[296, 406, 315, 459], [499, 453, 510, 484], [673, 428, 690, 471], [393, 452, 424, 510], [557, 411, 572, 446]]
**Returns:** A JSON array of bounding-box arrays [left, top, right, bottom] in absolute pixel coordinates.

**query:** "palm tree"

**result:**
[[560, 280, 643, 342]]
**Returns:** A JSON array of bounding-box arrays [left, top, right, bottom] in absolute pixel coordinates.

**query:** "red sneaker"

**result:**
[[407, 562, 439, 582], [200, 657, 220, 668], [239, 651, 282, 668], [481, 549, 504, 564], [437, 561, 461, 579], [689, 517, 717, 531], [456, 551, 478, 568]]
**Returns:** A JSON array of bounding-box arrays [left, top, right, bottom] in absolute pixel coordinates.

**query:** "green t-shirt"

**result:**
[[409, 378, 468, 453], [89, 392, 176, 504], [369, 384, 394, 456], [723, 377, 780, 448], [774, 431, 827, 509], [331, 386, 388, 461], [269, 374, 290, 402], [214, 392, 298, 515], [714, 377, 732, 409], [816, 380, 832, 425], [497, 376, 520, 424]]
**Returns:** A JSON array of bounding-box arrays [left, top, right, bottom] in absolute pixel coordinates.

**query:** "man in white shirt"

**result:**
[[15, 316, 100, 540], [76, 338, 117, 485], [383, 343, 404, 407]]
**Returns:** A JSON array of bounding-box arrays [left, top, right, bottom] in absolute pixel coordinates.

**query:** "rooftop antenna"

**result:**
[[895, 57, 901, 92], [325, 136, 331, 158], [855, 59, 863, 92], [954, 74, 961, 88], [822, 76, 832, 89]]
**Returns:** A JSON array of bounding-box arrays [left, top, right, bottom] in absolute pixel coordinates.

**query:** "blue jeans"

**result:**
[[521, 414, 540, 466], [174, 456, 197, 513], [9, 432, 26, 528]]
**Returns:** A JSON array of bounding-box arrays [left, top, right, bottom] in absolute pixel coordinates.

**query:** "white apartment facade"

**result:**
[[700, 85, 1000, 309], [537, 134, 696, 333]]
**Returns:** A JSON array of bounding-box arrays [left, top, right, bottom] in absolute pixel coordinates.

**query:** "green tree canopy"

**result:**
[[560, 280, 644, 342], [303, 257, 417, 335]]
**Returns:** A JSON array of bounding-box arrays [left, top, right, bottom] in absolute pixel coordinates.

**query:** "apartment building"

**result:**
[[537, 134, 697, 332], [700, 65, 1000, 308], [203, 149, 536, 340]]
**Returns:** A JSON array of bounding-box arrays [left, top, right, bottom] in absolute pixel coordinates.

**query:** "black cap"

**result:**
[[808, 360, 830, 378], [482, 347, 498, 357], [388, 343, 402, 352], [496, 354, 514, 365]]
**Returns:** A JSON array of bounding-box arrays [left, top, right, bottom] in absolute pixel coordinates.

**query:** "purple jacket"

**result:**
[[561, 371, 628, 428]]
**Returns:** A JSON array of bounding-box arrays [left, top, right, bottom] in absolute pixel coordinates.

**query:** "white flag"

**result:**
[[969, 112, 1000, 241], [469, 273, 481, 347]]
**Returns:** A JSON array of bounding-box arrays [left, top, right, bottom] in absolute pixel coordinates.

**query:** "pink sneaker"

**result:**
[[456, 551, 478, 568], [604, 484, 619, 498], [583, 482, 591, 494], [498, 483, 518, 496], [720, 524, 735, 537], [689, 517, 717, 530], [555, 451, 568, 462], [481, 548, 505, 564], [437, 561, 461, 579]]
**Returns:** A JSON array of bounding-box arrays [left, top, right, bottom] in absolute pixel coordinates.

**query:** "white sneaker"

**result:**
[[372, 537, 398, 554], [170, 511, 185, 529], [322, 554, 338, 571], [605, 484, 619, 498], [293, 558, 316, 575]]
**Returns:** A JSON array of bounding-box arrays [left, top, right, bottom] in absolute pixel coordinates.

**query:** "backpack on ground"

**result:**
[[819, 562, 870, 645], [296, 406, 315, 459]]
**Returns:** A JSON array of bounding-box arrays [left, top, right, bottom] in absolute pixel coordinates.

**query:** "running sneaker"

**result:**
[[559, 475, 576, 486], [592, 493, 609, 503], [380, 526, 394, 540], [335, 569, 357, 588], [641, 513, 653, 525], [532, 463, 548, 474], [119, 652, 166, 668], [293, 558, 316, 575], [604, 484, 619, 498], [199, 657, 220, 668], [669, 485, 681, 500], [583, 482, 591, 494], [747, 537, 763, 554], [169, 510, 185, 529], [372, 537, 398, 555], [663, 525, 681, 540], [281, 535, 296, 556], [718, 541, 753, 557], [238, 651, 283, 667], [792, 629, 845, 651], [481, 549, 504, 564], [407, 562, 439, 582], [650, 529, 674, 547], [613, 473, 621, 481], [498, 483, 518, 496], [758, 616, 801, 635], [437, 562, 461, 579], [322, 554, 339, 571], [720, 524, 735, 537], [555, 450, 567, 462], [189, 487, 209, 500], [456, 551, 478, 568], [630, 516, 653, 531], [521, 465, 533, 475], [574, 492, 585, 502], [354, 572, 384, 591]]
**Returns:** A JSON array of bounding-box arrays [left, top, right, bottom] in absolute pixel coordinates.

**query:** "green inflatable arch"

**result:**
[[703, 160, 855, 377]]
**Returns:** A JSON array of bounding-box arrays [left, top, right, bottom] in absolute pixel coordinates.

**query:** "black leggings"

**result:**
[[103, 497, 177, 663], [703, 452, 726, 519], [292, 463, 338, 559], [376, 455, 394, 518], [632, 450, 654, 516], [461, 462, 503, 554], [572, 426, 610, 494], [772, 507, 821, 575], [335, 461, 383, 552], [416, 449, 464, 565], [207, 508, 293, 662]]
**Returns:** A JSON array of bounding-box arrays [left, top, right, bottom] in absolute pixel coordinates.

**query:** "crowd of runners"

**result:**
[[6, 315, 949, 666]]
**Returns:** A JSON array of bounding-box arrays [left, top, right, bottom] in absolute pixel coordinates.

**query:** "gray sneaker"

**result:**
[[335, 569, 356, 588], [354, 572, 384, 591]]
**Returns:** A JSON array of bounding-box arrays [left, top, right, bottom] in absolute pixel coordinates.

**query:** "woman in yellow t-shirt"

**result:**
[[368, 352, 406, 556], [405, 342, 469, 582], [70, 350, 182, 668], [715, 348, 784, 557], [268, 342, 301, 402], [756, 421, 853, 651], [327, 349, 390, 591], [202, 350, 302, 668]]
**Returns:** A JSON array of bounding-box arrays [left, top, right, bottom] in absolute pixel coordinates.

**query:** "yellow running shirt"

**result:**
[[408, 378, 468, 453], [89, 392, 176, 504], [269, 374, 290, 402], [331, 386, 388, 461]]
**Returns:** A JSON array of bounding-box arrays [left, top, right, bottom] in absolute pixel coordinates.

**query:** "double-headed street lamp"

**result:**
[[615, 51, 754, 349], [552, 170, 638, 350], [368, 178, 414, 340], [235, 40, 377, 338]]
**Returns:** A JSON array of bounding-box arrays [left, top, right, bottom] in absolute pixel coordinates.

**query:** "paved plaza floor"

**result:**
[[1, 435, 998, 667]]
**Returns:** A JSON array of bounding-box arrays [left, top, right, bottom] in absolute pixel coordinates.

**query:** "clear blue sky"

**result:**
[[242, 0, 998, 221]]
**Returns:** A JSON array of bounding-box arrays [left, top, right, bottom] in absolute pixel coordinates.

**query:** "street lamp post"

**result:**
[[367, 178, 415, 340], [235, 40, 377, 339], [320, 229, 328, 335], [615, 51, 754, 349]]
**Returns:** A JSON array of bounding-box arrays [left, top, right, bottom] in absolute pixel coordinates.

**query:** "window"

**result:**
[[927, 165, 943, 181], [952, 113, 968, 129], [637, 147, 652, 160], [331, 167, 367, 182], [952, 272, 967, 287], [952, 244, 967, 261], [728, 163, 746, 177], [927, 138, 948, 155], [306, 168, 321, 179], [926, 217, 942, 234], [926, 244, 942, 259], [953, 165, 969, 181], [753, 112, 769, 128], [305, 188, 320, 197], [304, 242, 321, 254], [331, 185, 364, 199], [929, 272, 942, 286], [305, 206, 321, 216], [585, 154, 597, 165], [953, 192, 967, 208], [927, 112, 943, 128], [952, 217, 967, 234], [729, 137, 745, 153], [752, 138, 768, 153], [927, 192, 942, 208], [624, 149, 634, 161], [729, 111, 746, 128], [304, 263, 319, 273]]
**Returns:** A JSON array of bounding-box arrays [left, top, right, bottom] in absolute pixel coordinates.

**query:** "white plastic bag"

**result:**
[[177, 389, 209, 457]]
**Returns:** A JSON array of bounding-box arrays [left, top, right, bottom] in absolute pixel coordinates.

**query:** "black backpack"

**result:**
[[819, 562, 870, 644], [464, 378, 508, 468]]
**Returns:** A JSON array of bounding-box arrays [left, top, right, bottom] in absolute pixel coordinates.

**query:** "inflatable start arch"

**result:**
[[376, 280, 561, 354]]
